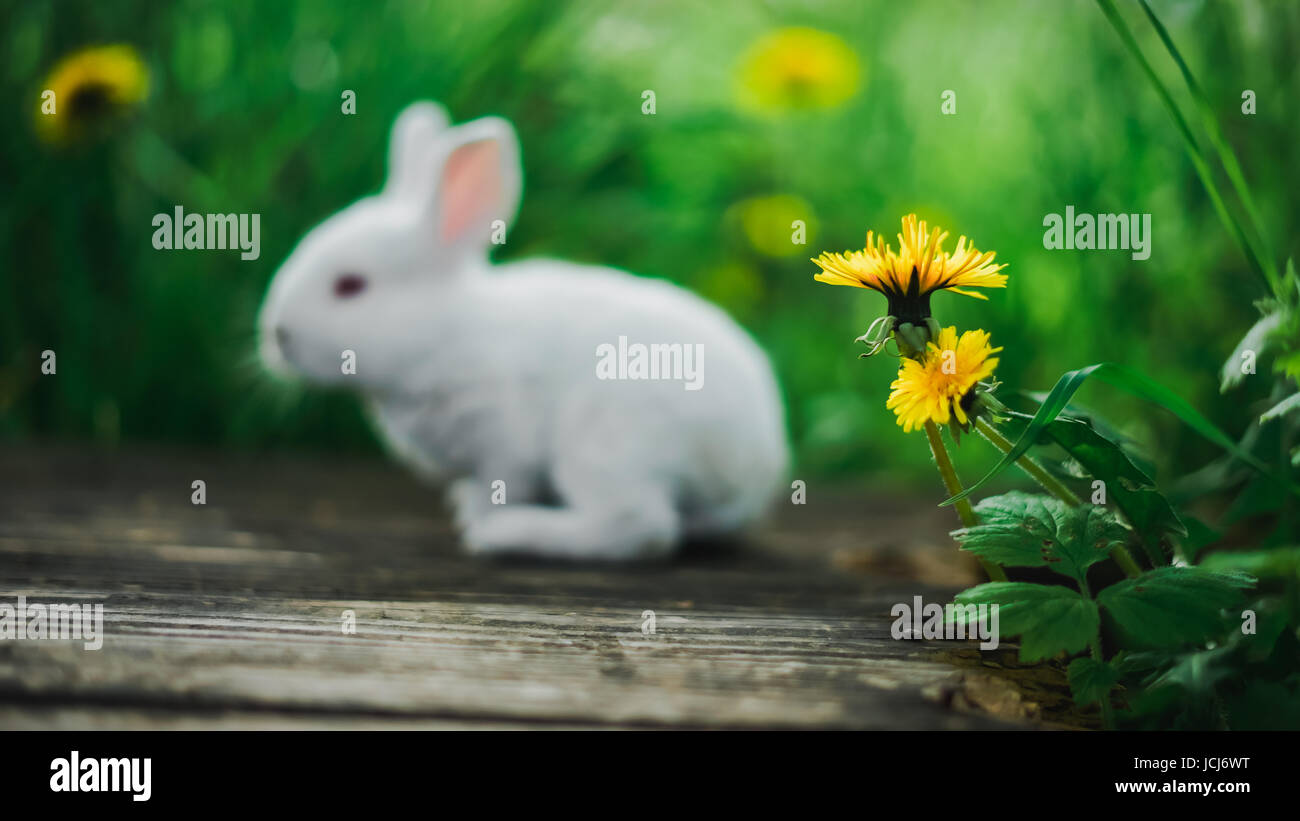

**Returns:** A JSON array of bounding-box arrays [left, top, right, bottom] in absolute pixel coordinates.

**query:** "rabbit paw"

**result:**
[[447, 478, 489, 533], [460, 503, 679, 561]]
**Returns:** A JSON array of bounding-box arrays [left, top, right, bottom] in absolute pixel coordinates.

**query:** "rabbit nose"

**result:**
[[274, 326, 291, 350]]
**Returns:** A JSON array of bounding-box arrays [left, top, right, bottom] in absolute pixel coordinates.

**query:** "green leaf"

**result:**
[[1223, 468, 1290, 526], [1180, 515, 1223, 561], [1278, 350, 1300, 386], [953, 491, 1127, 585], [1097, 567, 1255, 650], [1234, 597, 1292, 663], [1198, 547, 1300, 582], [1093, 0, 1274, 294], [1006, 410, 1185, 567], [940, 362, 1300, 507], [1114, 650, 1173, 677], [1261, 392, 1300, 424], [1068, 657, 1120, 707], [1221, 310, 1284, 392], [1135, 0, 1279, 294], [950, 492, 1059, 569], [955, 582, 1099, 663], [1137, 646, 1236, 701]]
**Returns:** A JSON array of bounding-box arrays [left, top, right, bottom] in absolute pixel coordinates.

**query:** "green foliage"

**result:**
[[1220, 311, 1284, 392], [955, 581, 1098, 663], [1115, 593, 1300, 730], [1198, 547, 1300, 590], [1260, 392, 1300, 424], [1179, 515, 1223, 561], [937, 0, 1300, 730], [1133, 0, 1277, 287], [1068, 657, 1120, 707], [1097, 0, 1277, 293], [1006, 410, 1185, 566], [952, 490, 1259, 722], [1097, 567, 1254, 650], [952, 491, 1125, 584], [1223, 681, 1300, 730], [944, 362, 1296, 507], [1117, 647, 1237, 729]]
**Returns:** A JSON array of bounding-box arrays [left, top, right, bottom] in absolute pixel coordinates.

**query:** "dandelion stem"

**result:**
[[975, 418, 1081, 504], [975, 418, 1143, 579], [924, 421, 1006, 582]]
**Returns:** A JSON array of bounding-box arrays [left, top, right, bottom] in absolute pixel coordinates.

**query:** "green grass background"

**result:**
[[2, 0, 1297, 490]]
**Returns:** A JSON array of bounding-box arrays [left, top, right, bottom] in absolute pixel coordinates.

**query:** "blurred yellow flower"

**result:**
[[37, 44, 148, 144], [735, 194, 816, 257], [886, 326, 1001, 433], [812, 214, 1007, 328], [736, 27, 860, 112]]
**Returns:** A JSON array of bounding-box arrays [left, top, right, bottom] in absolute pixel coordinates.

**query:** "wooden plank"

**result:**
[[0, 445, 1083, 729], [0, 706, 604, 731], [0, 589, 1008, 729]]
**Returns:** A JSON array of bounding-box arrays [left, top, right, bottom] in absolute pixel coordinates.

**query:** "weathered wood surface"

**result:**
[[0, 445, 1087, 729]]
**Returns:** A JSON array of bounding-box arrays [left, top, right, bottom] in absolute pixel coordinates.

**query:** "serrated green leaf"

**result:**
[[1068, 657, 1120, 707], [952, 491, 1126, 585], [955, 582, 1099, 662], [1097, 567, 1255, 650], [949, 492, 1059, 569]]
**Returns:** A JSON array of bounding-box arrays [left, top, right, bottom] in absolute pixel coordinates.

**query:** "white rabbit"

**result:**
[[258, 101, 788, 560]]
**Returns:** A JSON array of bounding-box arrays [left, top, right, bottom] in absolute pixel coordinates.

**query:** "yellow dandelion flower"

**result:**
[[886, 327, 1001, 433], [812, 214, 1007, 329], [736, 27, 860, 112], [36, 44, 149, 145]]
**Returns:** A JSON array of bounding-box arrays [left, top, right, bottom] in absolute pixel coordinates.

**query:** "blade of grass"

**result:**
[[1093, 0, 1272, 294], [940, 362, 1300, 507], [1136, 0, 1279, 294]]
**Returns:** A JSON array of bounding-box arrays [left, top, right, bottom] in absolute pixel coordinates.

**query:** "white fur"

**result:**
[[258, 101, 788, 559]]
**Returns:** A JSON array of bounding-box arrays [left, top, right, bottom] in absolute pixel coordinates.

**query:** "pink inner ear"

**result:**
[[438, 140, 500, 245]]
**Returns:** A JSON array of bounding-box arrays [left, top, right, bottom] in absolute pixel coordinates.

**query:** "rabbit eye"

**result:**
[[333, 273, 368, 299]]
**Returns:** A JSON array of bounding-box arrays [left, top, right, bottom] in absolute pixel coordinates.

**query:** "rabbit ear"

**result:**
[[429, 117, 521, 253], [385, 101, 450, 200]]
